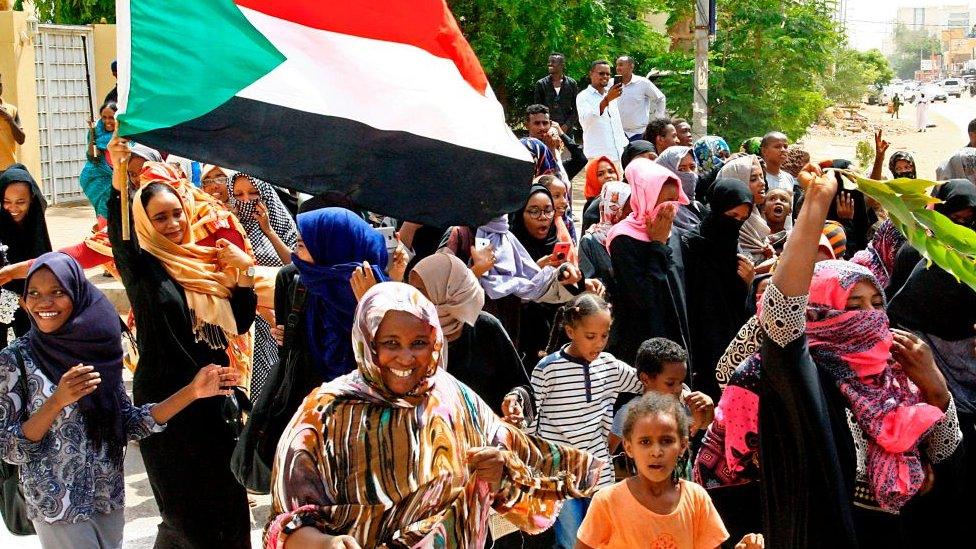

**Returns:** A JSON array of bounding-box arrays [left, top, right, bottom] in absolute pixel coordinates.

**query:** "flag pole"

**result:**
[[116, 157, 130, 240]]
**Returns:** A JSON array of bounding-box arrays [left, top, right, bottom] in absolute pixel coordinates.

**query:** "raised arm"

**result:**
[[1, 106, 25, 145], [869, 129, 889, 181], [770, 164, 835, 297], [105, 135, 149, 290]]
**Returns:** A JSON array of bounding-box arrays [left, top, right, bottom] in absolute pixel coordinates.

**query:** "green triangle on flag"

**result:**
[[118, 0, 285, 137]]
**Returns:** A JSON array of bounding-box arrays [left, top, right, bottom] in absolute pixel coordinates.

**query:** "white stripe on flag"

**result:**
[[115, 0, 132, 115], [236, 6, 531, 163]]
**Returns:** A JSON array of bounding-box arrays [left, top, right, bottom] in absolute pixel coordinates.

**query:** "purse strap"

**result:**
[[281, 276, 307, 352], [8, 347, 30, 421]]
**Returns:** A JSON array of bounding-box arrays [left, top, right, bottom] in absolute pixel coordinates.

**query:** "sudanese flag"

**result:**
[[116, 0, 533, 227]]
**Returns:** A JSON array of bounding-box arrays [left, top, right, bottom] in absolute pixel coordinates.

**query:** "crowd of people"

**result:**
[[0, 52, 972, 549]]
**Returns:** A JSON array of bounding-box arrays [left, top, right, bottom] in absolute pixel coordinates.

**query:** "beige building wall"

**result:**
[[0, 7, 116, 191], [0, 9, 41, 182], [93, 24, 116, 105]]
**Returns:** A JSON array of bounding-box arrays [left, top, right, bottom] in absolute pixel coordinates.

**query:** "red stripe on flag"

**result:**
[[234, 0, 488, 95]]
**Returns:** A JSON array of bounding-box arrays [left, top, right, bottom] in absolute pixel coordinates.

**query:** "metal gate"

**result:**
[[34, 24, 97, 205]]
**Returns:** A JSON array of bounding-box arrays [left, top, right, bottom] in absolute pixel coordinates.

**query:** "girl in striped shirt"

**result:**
[[530, 293, 642, 548]]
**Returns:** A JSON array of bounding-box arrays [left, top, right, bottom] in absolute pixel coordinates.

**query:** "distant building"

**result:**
[[892, 5, 976, 76], [895, 4, 976, 33], [940, 27, 976, 73]]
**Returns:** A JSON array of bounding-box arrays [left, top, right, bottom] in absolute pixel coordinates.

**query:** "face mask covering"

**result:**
[[677, 171, 698, 200], [701, 211, 747, 244], [236, 199, 257, 221]]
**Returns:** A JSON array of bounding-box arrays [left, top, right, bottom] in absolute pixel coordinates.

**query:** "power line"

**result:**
[[844, 18, 976, 29]]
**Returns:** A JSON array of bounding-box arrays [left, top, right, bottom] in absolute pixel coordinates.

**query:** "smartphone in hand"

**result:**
[[377, 226, 397, 255], [553, 242, 571, 263]]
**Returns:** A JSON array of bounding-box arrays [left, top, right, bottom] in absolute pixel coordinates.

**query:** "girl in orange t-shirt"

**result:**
[[576, 393, 764, 549]]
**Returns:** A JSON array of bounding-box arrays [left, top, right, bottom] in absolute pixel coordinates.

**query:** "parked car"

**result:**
[[865, 85, 882, 105], [921, 83, 948, 102], [942, 79, 964, 97], [881, 85, 915, 105]]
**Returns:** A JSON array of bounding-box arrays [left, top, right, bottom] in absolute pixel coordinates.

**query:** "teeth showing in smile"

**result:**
[[37, 311, 58, 319], [390, 368, 413, 378]]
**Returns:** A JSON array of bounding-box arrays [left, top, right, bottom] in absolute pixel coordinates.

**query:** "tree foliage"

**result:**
[[22, 0, 115, 24], [823, 48, 894, 106], [850, 174, 976, 292], [702, 0, 843, 147], [857, 49, 895, 88], [450, 0, 670, 123], [887, 24, 942, 80]]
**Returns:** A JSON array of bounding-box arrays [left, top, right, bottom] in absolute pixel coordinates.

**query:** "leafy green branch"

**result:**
[[845, 173, 976, 291]]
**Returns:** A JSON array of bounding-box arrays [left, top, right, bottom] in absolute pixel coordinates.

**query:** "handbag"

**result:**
[[121, 320, 139, 374], [231, 274, 310, 493], [0, 347, 37, 536]]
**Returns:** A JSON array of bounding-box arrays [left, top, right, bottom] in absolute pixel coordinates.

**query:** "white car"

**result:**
[[921, 84, 948, 102], [881, 85, 915, 104], [941, 79, 964, 97]]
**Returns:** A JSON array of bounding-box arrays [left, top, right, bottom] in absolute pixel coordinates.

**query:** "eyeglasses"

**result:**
[[525, 207, 555, 220], [202, 175, 229, 187]]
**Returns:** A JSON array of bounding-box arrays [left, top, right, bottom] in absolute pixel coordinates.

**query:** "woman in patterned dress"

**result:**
[[265, 282, 602, 548]]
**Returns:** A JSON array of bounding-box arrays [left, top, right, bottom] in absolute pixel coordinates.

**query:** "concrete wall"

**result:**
[[93, 23, 116, 105], [0, 9, 41, 180]]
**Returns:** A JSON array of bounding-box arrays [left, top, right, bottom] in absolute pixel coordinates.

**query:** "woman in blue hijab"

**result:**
[[237, 208, 389, 491], [290, 208, 389, 381]]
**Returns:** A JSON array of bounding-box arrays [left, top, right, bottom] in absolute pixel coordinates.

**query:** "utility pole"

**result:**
[[692, 0, 712, 138]]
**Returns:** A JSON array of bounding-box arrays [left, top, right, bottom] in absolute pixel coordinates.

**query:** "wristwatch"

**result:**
[[244, 265, 255, 278]]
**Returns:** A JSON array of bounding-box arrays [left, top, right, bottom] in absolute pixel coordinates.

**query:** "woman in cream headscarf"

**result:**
[[410, 252, 532, 417], [718, 155, 772, 263]]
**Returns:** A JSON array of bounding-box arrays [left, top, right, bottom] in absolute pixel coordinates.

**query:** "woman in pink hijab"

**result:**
[[606, 158, 691, 365]]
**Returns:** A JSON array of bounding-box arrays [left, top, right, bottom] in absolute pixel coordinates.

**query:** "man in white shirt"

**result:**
[[614, 56, 667, 140], [760, 131, 798, 191], [576, 60, 628, 162]]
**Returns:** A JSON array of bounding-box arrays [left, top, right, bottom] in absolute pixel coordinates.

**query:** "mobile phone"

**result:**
[[377, 226, 397, 254], [553, 242, 571, 262], [475, 237, 491, 250], [613, 75, 624, 87]]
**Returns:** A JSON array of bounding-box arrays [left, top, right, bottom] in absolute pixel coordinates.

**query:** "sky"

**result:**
[[845, 0, 976, 51]]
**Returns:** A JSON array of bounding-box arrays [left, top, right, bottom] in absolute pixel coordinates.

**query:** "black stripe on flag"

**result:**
[[127, 96, 534, 228]]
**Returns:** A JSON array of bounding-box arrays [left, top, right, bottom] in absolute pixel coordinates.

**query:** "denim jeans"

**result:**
[[554, 496, 591, 548]]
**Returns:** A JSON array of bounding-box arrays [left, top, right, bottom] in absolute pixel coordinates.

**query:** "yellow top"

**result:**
[[0, 102, 19, 170]]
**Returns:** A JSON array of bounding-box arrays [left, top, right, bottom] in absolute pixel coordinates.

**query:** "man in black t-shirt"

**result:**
[[533, 53, 579, 135]]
